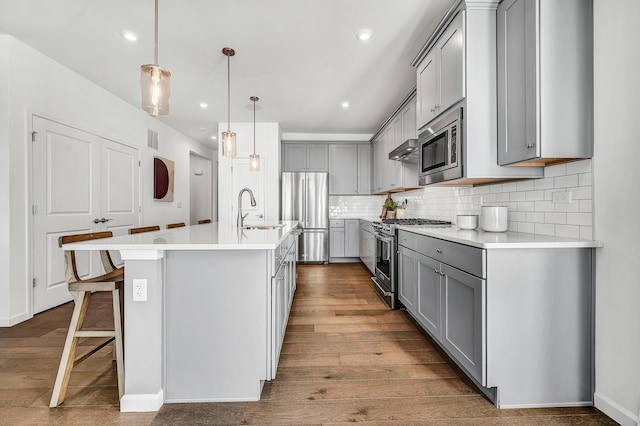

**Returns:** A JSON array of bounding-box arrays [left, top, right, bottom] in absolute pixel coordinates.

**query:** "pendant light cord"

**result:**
[[154, 0, 158, 65], [253, 99, 256, 154], [227, 53, 231, 132]]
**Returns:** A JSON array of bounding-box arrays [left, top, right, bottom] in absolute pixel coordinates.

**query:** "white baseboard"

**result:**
[[120, 389, 164, 412], [0, 311, 31, 327], [594, 392, 638, 426]]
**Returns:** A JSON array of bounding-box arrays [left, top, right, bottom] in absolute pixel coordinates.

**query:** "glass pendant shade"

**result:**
[[141, 64, 171, 116], [221, 131, 236, 157], [249, 153, 260, 171]]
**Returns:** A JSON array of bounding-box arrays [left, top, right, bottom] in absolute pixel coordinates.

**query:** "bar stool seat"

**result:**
[[50, 231, 124, 408]]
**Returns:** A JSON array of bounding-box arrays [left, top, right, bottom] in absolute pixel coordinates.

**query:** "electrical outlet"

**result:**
[[132, 279, 147, 302], [552, 190, 573, 204]]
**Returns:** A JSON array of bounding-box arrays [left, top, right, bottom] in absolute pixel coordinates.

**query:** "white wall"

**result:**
[[0, 36, 214, 325], [0, 37, 10, 322], [217, 122, 281, 225], [189, 153, 213, 225], [593, 1, 640, 424]]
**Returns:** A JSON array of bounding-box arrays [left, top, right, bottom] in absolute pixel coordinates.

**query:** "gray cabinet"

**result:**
[[328, 144, 371, 195], [271, 233, 297, 377], [370, 96, 419, 195], [344, 219, 359, 257], [397, 230, 485, 385], [397, 229, 595, 408], [440, 262, 485, 383], [282, 143, 328, 172], [416, 11, 464, 131], [357, 144, 371, 195], [497, 0, 593, 166], [359, 220, 375, 273], [330, 219, 359, 259]]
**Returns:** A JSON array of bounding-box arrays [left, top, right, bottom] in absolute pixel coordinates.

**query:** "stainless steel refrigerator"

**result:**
[[281, 172, 329, 263]]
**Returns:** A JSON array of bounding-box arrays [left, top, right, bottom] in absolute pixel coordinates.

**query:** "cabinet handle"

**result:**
[[434, 268, 440, 274], [430, 107, 435, 113], [436, 248, 443, 254], [439, 270, 445, 276], [526, 143, 535, 149]]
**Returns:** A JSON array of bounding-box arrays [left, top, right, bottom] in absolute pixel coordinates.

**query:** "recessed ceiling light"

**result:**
[[356, 29, 373, 41], [198, 127, 207, 132], [211, 136, 217, 140], [120, 29, 138, 42], [341, 101, 350, 108], [199, 102, 208, 109]]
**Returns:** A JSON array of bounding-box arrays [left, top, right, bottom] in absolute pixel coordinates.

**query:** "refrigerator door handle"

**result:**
[[302, 177, 307, 227]]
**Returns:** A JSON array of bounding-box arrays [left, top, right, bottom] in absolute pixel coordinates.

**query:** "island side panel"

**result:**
[[486, 248, 594, 408], [164, 250, 269, 402]]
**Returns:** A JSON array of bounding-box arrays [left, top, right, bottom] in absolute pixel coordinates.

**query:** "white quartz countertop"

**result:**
[[62, 221, 299, 251], [397, 225, 603, 249]]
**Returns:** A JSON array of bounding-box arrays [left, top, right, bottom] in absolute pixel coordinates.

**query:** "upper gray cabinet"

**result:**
[[328, 143, 371, 195], [417, 11, 464, 131], [497, 0, 593, 166], [282, 143, 328, 172]]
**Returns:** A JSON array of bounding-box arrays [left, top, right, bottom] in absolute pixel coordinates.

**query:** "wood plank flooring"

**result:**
[[0, 263, 615, 425]]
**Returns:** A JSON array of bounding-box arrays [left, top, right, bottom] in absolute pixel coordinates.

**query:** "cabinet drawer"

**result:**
[[398, 230, 486, 278], [330, 219, 345, 228]]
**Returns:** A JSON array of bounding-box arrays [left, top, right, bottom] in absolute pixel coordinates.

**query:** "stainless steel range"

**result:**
[[371, 218, 451, 309]]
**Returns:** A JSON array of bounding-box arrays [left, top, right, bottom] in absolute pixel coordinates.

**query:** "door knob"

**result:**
[[257, 214, 264, 218]]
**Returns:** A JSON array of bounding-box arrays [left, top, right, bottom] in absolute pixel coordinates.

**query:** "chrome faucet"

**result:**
[[237, 188, 257, 228]]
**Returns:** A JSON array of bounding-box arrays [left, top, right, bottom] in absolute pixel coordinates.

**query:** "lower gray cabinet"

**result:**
[[330, 228, 345, 258], [440, 262, 485, 384], [397, 229, 485, 385], [359, 221, 375, 273], [416, 252, 442, 339], [397, 246, 417, 312]]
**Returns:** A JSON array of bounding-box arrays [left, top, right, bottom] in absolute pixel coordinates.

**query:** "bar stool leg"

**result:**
[[50, 291, 91, 407], [112, 286, 124, 399]]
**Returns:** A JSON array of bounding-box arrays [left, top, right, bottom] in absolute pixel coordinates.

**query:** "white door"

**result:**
[[230, 158, 265, 228], [31, 117, 139, 313]]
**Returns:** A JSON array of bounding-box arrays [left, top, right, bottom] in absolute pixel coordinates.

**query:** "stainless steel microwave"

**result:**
[[418, 107, 463, 186]]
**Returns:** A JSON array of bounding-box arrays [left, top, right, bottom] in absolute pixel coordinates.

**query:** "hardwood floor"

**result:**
[[0, 263, 614, 425]]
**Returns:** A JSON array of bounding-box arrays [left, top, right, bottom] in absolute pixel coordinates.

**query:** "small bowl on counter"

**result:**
[[456, 214, 479, 230]]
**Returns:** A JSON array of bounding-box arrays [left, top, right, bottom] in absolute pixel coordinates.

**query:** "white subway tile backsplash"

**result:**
[[556, 225, 580, 238], [566, 159, 592, 175], [579, 172, 592, 187], [555, 174, 579, 188], [510, 192, 526, 202], [502, 182, 517, 192], [545, 212, 567, 224], [580, 200, 593, 213], [567, 212, 592, 226], [535, 223, 555, 236], [518, 222, 535, 234], [340, 161, 593, 239], [580, 226, 593, 240], [517, 180, 534, 191], [535, 201, 555, 212], [545, 163, 567, 178], [525, 190, 545, 201], [554, 201, 580, 213], [534, 178, 555, 190]]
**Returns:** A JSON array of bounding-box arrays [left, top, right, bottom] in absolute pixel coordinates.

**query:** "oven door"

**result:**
[[373, 231, 395, 308]]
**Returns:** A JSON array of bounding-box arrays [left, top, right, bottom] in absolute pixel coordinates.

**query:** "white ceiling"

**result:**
[[0, 0, 451, 148]]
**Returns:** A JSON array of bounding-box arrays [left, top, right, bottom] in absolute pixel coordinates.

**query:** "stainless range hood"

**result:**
[[388, 139, 418, 164]]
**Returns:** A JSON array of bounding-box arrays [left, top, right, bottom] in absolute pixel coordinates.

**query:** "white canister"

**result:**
[[480, 206, 508, 232]]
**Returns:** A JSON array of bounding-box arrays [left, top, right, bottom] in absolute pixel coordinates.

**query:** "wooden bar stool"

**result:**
[[50, 231, 124, 408], [128, 225, 161, 234], [166, 222, 186, 229], [196, 219, 211, 224]]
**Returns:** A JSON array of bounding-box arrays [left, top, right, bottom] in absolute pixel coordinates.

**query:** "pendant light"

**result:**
[[249, 96, 260, 171], [221, 47, 236, 157], [140, 0, 171, 116]]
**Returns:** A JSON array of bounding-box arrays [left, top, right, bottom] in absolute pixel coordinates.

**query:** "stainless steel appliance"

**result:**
[[372, 218, 451, 309], [281, 172, 329, 263], [418, 107, 463, 186], [389, 138, 419, 164]]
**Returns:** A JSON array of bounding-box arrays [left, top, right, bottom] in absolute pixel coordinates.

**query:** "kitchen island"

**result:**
[[62, 221, 299, 412]]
